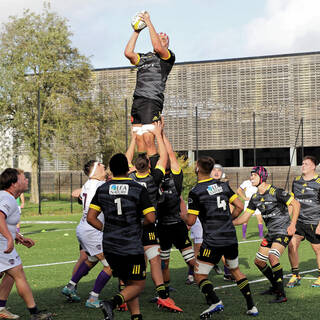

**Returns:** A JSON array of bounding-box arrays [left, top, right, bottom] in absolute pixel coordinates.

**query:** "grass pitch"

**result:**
[[7, 213, 319, 320]]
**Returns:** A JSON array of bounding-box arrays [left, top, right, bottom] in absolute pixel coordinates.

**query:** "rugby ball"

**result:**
[[131, 11, 147, 31]]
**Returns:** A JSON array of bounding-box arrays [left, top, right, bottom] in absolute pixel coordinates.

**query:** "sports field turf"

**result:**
[[8, 213, 318, 320]]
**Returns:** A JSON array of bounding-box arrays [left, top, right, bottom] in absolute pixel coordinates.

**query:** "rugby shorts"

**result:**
[[131, 96, 163, 124]]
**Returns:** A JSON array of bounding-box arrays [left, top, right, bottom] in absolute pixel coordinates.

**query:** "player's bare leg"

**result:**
[[132, 124, 146, 153], [72, 249, 87, 276], [311, 243, 320, 287], [287, 235, 303, 288], [143, 131, 157, 156]]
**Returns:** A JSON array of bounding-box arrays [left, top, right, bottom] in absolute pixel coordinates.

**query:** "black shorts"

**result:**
[[131, 96, 163, 124], [260, 234, 292, 249], [197, 243, 238, 265], [157, 221, 192, 251], [104, 252, 146, 281], [295, 221, 320, 244], [142, 223, 159, 246]]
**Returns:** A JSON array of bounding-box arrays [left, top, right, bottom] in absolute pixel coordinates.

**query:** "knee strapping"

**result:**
[[160, 249, 171, 260], [269, 249, 281, 259], [225, 257, 239, 269], [99, 258, 109, 267], [181, 248, 195, 263], [195, 261, 213, 275], [145, 246, 160, 261], [256, 252, 268, 262], [88, 256, 99, 263]]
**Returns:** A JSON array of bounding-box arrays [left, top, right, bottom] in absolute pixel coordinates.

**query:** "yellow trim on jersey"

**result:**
[[171, 167, 181, 175], [143, 207, 155, 215], [198, 178, 214, 183], [129, 164, 134, 168], [246, 208, 255, 215], [133, 53, 140, 66], [112, 177, 132, 181], [314, 174, 319, 179], [266, 185, 271, 191], [155, 165, 165, 175], [161, 49, 171, 60], [188, 209, 199, 216], [286, 195, 294, 206], [136, 172, 149, 178], [89, 204, 101, 212], [229, 194, 238, 203], [295, 176, 301, 181]]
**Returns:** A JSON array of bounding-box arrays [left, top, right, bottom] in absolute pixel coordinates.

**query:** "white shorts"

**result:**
[[76, 223, 103, 257], [0, 247, 22, 273], [244, 201, 261, 216], [190, 218, 203, 244]]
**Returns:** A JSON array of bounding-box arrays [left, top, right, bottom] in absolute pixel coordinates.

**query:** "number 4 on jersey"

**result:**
[[217, 196, 227, 210]]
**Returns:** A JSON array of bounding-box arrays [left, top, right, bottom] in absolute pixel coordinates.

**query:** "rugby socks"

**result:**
[[188, 265, 194, 276], [131, 315, 143, 320], [258, 224, 264, 238], [28, 306, 38, 315], [224, 265, 231, 275], [164, 281, 170, 295], [258, 264, 275, 286], [110, 293, 125, 309], [237, 278, 254, 310], [318, 269, 320, 277], [199, 279, 220, 305], [118, 281, 126, 291], [92, 270, 111, 295], [156, 284, 169, 299], [242, 224, 247, 239], [0, 300, 6, 308], [272, 263, 285, 296], [292, 267, 300, 277], [70, 261, 90, 285]]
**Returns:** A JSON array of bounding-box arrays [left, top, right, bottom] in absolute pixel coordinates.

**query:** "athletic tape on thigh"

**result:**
[[88, 255, 99, 263], [181, 248, 195, 263], [99, 258, 109, 267], [145, 245, 160, 260], [256, 252, 268, 262], [133, 127, 144, 136], [269, 248, 281, 259], [225, 257, 239, 269], [195, 261, 213, 275], [160, 249, 171, 260]]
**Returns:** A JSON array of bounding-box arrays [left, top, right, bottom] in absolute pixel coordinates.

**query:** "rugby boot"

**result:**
[[117, 303, 128, 311], [200, 301, 224, 319], [157, 297, 183, 312], [260, 286, 277, 295], [286, 274, 301, 288], [312, 276, 320, 287], [85, 298, 101, 308], [246, 306, 259, 317], [0, 307, 20, 319], [269, 293, 287, 303], [61, 285, 80, 302], [100, 301, 113, 320], [30, 311, 53, 320]]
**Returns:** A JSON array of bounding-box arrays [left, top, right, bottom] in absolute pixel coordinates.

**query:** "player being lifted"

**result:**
[[233, 166, 300, 303], [186, 157, 258, 318], [287, 156, 320, 288], [125, 123, 182, 312], [62, 161, 113, 309], [124, 11, 175, 158], [87, 153, 156, 320]]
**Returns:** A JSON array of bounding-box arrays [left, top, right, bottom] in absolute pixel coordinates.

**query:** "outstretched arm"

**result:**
[[125, 130, 137, 166], [124, 31, 141, 65], [162, 131, 180, 172], [148, 122, 167, 169]]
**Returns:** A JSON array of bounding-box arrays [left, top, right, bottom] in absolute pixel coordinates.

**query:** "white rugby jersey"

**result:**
[[0, 191, 20, 241], [240, 180, 257, 198]]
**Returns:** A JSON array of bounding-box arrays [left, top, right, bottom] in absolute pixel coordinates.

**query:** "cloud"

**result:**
[[245, 0, 320, 55]]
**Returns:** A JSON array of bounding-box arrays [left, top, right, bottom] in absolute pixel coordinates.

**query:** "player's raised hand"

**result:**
[[148, 122, 162, 136], [140, 11, 150, 24]]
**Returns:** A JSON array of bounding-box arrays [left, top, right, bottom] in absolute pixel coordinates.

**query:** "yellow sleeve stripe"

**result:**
[[171, 167, 181, 175], [143, 207, 155, 215], [155, 165, 165, 175], [132, 53, 140, 66], [246, 208, 255, 214], [129, 163, 134, 168], [286, 195, 294, 206], [188, 209, 199, 216], [161, 49, 171, 60], [89, 204, 101, 212], [229, 194, 238, 203]]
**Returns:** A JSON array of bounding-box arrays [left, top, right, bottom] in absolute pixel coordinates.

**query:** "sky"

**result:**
[[0, 0, 319, 69]]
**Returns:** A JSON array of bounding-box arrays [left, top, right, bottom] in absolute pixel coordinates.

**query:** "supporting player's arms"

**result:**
[[232, 210, 251, 226], [230, 197, 244, 220], [87, 208, 103, 231], [125, 129, 137, 166], [287, 198, 300, 236], [0, 212, 14, 253], [143, 211, 156, 225]]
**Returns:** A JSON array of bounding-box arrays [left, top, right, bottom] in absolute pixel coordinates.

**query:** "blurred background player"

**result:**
[[187, 157, 258, 318], [87, 153, 156, 320], [124, 11, 175, 158], [62, 160, 113, 309], [16, 192, 24, 233], [233, 166, 300, 303], [237, 177, 264, 239], [287, 156, 320, 288]]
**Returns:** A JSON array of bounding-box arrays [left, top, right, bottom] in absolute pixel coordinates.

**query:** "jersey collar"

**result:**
[[198, 177, 214, 183]]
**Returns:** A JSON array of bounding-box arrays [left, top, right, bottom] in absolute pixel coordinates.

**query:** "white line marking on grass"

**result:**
[[23, 228, 75, 235], [238, 239, 261, 244], [21, 221, 77, 224], [24, 260, 77, 269], [214, 268, 318, 291]]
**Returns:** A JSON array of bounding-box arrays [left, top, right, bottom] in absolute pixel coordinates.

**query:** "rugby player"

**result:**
[[287, 155, 320, 288], [61, 161, 113, 308], [186, 157, 258, 318], [0, 168, 53, 320], [87, 153, 156, 320], [233, 166, 300, 303], [124, 11, 175, 157]]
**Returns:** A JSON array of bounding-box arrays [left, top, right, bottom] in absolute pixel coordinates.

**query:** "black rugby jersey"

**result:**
[[292, 175, 320, 225], [133, 50, 175, 104], [247, 185, 293, 236], [90, 178, 155, 255], [129, 166, 164, 209], [188, 178, 238, 247], [157, 168, 183, 225]]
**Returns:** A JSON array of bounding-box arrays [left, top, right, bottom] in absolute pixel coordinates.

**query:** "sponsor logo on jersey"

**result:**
[[8, 259, 15, 265], [137, 181, 147, 188], [207, 184, 223, 196], [109, 184, 129, 195]]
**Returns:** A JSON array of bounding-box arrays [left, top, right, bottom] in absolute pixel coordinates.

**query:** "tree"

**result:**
[[0, 3, 92, 203]]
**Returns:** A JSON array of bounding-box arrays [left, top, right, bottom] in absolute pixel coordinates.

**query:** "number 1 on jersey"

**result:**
[[114, 198, 122, 215], [217, 196, 227, 210]]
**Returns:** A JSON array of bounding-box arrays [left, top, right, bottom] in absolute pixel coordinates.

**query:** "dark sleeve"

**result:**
[[247, 197, 257, 212], [187, 190, 201, 215], [291, 180, 296, 194], [139, 187, 155, 215], [275, 188, 294, 206], [151, 168, 164, 187], [166, 50, 175, 64], [149, 154, 159, 169], [172, 169, 183, 195]]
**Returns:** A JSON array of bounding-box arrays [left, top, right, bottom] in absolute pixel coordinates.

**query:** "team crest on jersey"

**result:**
[[137, 181, 147, 188], [207, 184, 223, 195], [109, 184, 129, 195]]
